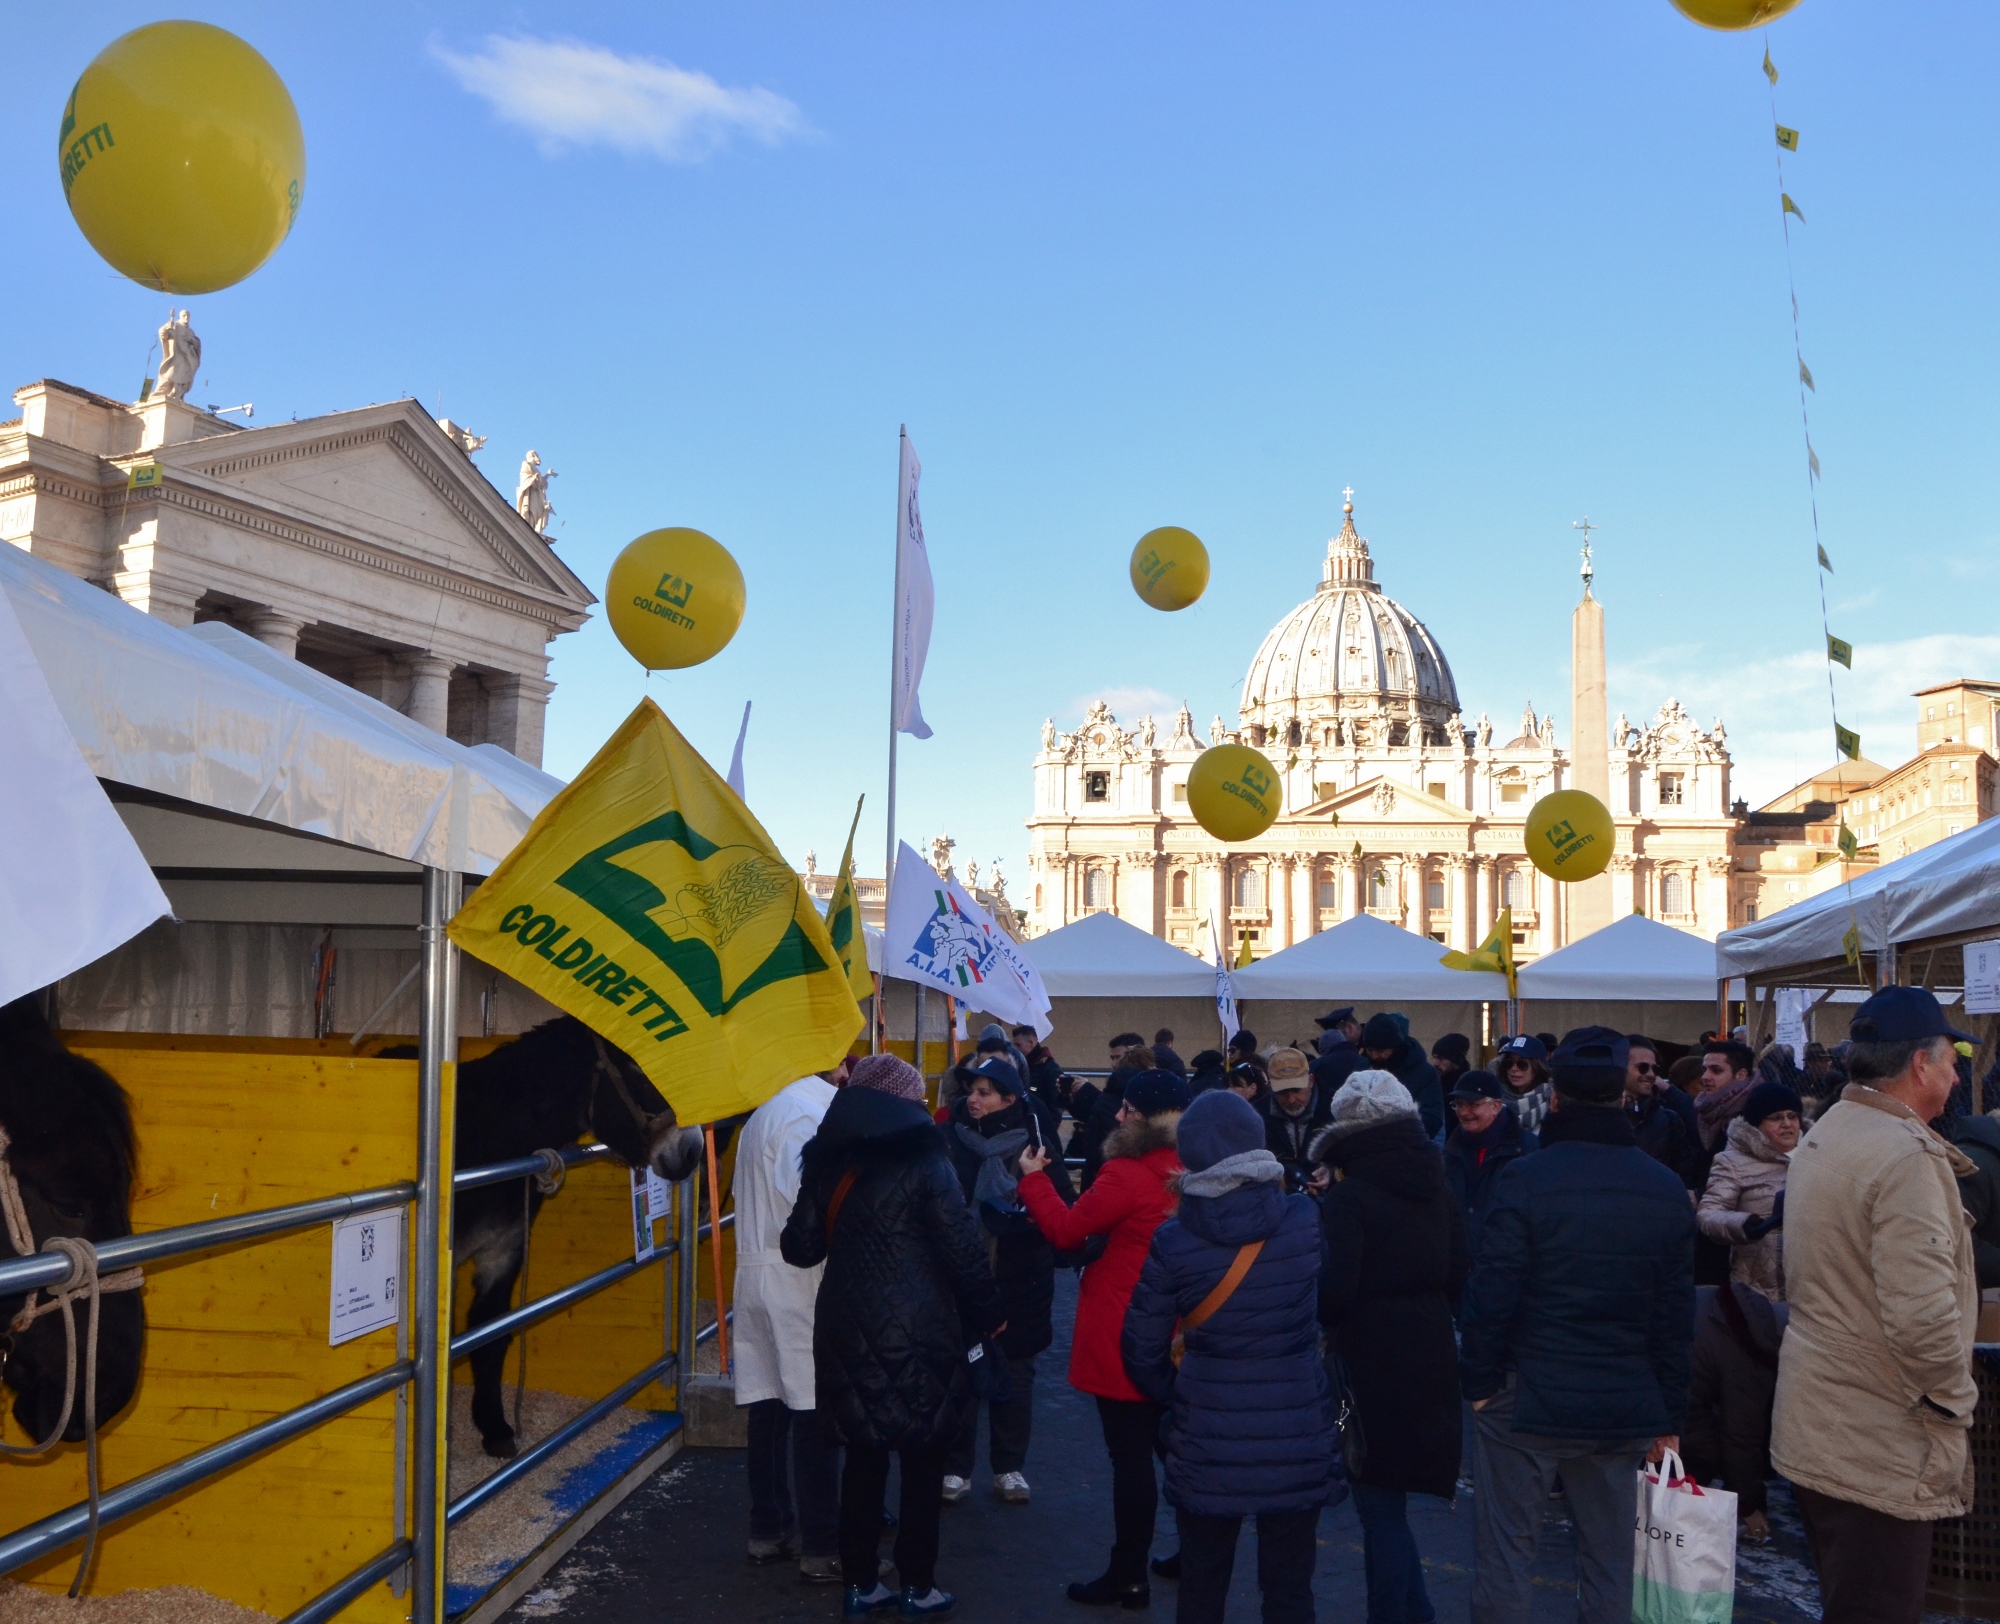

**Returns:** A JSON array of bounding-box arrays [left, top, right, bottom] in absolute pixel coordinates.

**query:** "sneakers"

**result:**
[[844, 1583, 900, 1617], [900, 1588, 957, 1619], [939, 1475, 971, 1505], [800, 1556, 843, 1585], [748, 1534, 798, 1564], [993, 1471, 1030, 1504], [1066, 1574, 1150, 1609]]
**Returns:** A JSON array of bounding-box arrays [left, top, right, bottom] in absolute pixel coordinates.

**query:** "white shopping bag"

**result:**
[[1633, 1448, 1738, 1624]]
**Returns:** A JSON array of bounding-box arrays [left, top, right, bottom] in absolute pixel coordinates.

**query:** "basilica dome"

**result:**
[[1239, 499, 1460, 749]]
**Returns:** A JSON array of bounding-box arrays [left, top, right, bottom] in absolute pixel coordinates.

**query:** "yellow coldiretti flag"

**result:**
[[1440, 906, 1517, 999], [448, 698, 862, 1123], [825, 795, 874, 1005], [1235, 931, 1254, 970]]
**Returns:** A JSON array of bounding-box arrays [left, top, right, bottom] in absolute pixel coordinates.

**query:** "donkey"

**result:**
[[0, 997, 145, 1446], [447, 1018, 705, 1458]]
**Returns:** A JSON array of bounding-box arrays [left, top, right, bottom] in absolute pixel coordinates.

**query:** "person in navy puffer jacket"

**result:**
[[1123, 1090, 1342, 1624]]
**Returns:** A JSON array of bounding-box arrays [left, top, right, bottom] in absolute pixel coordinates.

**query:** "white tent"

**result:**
[[1716, 816, 2000, 979], [1516, 915, 1719, 1002], [1020, 911, 1218, 998], [1232, 913, 1509, 1001]]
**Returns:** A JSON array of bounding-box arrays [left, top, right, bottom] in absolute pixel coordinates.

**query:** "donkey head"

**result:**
[[579, 1032, 706, 1184]]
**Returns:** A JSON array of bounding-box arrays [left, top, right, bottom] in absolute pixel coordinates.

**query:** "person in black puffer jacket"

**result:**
[[1358, 1013, 1444, 1140], [1459, 1029, 1695, 1624], [1317, 1071, 1469, 1624], [1187, 1050, 1228, 1098], [782, 1055, 1001, 1618], [941, 1057, 1077, 1504], [1943, 1111, 2000, 1289], [1124, 1090, 1341, 1624], [1075, 1046, 1155, 1190], [1442, 1070, 1537, 1266]]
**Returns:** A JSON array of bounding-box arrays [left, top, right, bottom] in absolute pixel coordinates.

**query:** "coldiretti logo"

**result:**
[[494, 903, 691, 1042], [1238, 760, 1275, 800], [58, 83, 113, 197], [1545, 819, 1577, 851], [631, 572, 696, 631], [654, 573, 693, 609]]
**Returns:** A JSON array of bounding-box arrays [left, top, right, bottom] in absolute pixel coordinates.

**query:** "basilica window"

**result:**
[[1234, 867, 1264, 910], [1287, 720, 1302, 748], [1369, 869, 1392, 908], [1500, 781, 1527, 803], [1658, 772, 1685, 806], [1501, 869, 1527, 910], [1426, 876, 1445, 911], [1388, 723, 1409, 747], [1085, 771, 1110, 802], [1249, 725, 1267, 746], [1084, 868, 1109, 908], [1171, 870, 1189, 909], [1661, 871, 1688, 915], [1426, 781, 1446, 801], [1034, 885, 1043, 910], [1172, 782, 1188, 802], [1317, 873, 1336, 908]]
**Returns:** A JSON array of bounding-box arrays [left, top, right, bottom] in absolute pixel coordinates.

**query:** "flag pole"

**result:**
[[879, 427, 907, 1055]]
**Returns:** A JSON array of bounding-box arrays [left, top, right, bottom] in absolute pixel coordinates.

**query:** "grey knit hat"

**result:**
[[1322, 1069, 1419, 1139]]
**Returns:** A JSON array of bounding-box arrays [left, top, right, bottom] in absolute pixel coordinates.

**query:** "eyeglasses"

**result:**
[[1631, 1061, 1657, 1074]]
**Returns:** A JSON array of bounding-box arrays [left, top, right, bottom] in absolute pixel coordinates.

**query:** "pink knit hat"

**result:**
[[847, 1054, 926, 1102]]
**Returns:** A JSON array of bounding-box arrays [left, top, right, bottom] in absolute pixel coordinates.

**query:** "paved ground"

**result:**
[[501, 1273, 1855, 1623]]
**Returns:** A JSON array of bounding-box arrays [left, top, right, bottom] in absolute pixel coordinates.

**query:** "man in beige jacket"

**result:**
[[1772, 985, 1980, 1624]]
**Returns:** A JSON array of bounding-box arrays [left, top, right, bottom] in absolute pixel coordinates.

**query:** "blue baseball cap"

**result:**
[[1494, 1034, 1547, 1065], [1850, 985, 1975, 1046]]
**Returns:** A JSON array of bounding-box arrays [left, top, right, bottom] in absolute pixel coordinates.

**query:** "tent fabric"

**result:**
[[1715, 817, 2000, 978], [0, 540, 559, 875], [1515, 914, 1720, 1003], [1231, 913, 1509, 1002], [1019, 911, 1218, 998]]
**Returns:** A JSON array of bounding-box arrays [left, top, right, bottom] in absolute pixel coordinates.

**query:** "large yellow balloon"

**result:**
[[606, 529, 747, 671], [1186, 744, 1281, 843], [1668, 0, 1803, 30], [1130, 527, 1210, 612], [1525, 790, 1616, 883], [61, 22, 305, 295]]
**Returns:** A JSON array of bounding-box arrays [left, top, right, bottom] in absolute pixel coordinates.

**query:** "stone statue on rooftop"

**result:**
[[154, 309, 200, 401], [515, 450, 557, 535]]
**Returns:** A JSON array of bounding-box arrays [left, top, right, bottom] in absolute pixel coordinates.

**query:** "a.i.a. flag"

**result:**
[[448, 699, 863, 1123]]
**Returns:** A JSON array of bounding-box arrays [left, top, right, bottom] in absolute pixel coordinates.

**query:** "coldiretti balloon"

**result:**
[[606, 528, 747, 671], [1525, 790, 1616, 883], [61, 22, 305, 295], [1668, 0, 1802, 29], [1130, 527, 1210, 612], [1186, 744, 1281, 843]]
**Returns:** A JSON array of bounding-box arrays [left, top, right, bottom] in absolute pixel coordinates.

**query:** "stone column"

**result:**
[[1570, 591, 1613, 936], [1275, 855, 1295, 948], [1449, 856, 1473, 949], [406, 654, 453, 735], [1344, 855, 1362, 920], [1538, 866, 1561, 952], [1610, 855, 1637, 920], [243, 608, 307, 659], [1474, 857, 1495, 942], [1703, 858, 1732, 935], [486, 672, 556, 768], [1412, 857, 1431, 938]]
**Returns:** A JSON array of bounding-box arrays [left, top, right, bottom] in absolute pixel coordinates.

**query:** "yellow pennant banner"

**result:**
[[1782, 192, 1805, 223], [1441, 906, 1517, 999], [1776, 124, 1799, 152], [825, 796, 876, 1006], [1827, 634, 1852, 669], [448, 698, 863, 1123], [1835, 722, 1861, 762]]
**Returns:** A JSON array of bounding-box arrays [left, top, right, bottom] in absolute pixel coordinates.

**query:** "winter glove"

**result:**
[[1741, 1190, 1785, 1242]]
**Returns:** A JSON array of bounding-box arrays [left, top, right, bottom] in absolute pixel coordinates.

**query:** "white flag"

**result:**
[[0, 583, 170, 1005], [891, 432, 934, 740], [944, 870, 1051, 1017], [725, 699, 751, 799], [884, 842, 1047, 1036], [1209, 909, 1240, 1047]]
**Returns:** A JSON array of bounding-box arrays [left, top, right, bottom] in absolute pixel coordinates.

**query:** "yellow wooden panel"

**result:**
[[0, 1046, 420, 1620]]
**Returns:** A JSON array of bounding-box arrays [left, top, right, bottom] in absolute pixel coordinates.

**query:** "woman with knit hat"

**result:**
[[1122, 1088, 1341, 1624], [1697, 1078, 1799, 1302], [1016, 1068, 1188, 1608], [782, 1054, 1001, 1620]]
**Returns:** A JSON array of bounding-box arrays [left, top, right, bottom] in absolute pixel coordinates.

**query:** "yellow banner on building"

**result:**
[[448, 698, 863, 1123]]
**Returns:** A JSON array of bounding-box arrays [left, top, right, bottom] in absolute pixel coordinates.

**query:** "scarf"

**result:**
[[955, 1117, 1029, 1210], [1178, 1147, 1285, 1199], [1508, 1079, 1553, 1136], [1697, 1073, 1757, 1150]]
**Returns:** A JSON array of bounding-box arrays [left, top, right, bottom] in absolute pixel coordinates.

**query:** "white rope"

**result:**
[[0, 1127, 143, 1595]]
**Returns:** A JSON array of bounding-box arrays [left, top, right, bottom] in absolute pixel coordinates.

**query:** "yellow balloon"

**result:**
[[1525, 790, 1616, 883], [1186, 744, 1281, 843], [1668, 0, 1803, 30], [61, 22, 305, 295], [1130, 527, 1210, 612], [605, 529, 747, 671]]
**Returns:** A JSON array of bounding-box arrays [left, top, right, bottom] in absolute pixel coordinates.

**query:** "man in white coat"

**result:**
[[734, 1059, 848, 1581]]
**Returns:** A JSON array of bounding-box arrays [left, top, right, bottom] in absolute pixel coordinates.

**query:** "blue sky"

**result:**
[[6, 2, 1996, 883]]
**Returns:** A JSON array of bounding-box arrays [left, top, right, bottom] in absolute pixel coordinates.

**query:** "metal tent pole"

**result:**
[[678, 1146, 699, 1388], [412, 868, 461, 1624]]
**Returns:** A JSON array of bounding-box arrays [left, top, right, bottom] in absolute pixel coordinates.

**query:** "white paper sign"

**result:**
[[1964, 941, 2000, 1017], [1774, 988, 1809, 1068], [632, 1169, 659, 1263], [645, 1167, 670, 1221], [330, 1207, 403, 1347]]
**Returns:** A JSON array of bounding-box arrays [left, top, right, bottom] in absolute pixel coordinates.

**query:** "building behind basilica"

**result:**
[[1024, 499, 1738, 960]]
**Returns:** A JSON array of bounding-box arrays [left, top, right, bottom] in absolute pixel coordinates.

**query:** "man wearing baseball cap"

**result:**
[[1772, 986, 1981, 1624]]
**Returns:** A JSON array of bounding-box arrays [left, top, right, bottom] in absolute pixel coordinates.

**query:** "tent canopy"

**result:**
[[1021, 911, 1217, 998], [1516, 914, 1719, 1002], [0, 540, 560, 876], [1232, 913, 1509, 1002], [1716, 817, 2000, 979]]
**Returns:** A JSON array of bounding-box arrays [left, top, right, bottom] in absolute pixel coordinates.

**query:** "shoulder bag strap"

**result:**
[[1181, 1239, 1266, 1334], [826, 1169, 859, 1239]]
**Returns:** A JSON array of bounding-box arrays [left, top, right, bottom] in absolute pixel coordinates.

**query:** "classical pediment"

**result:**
[[169, 401, 592, 614], [1299, 776, 1474, 822]]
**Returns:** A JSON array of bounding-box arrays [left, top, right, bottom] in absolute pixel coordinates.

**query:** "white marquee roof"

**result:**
[[1232, 912, 1509, 1002], [1516, 913, 1720, 1002], [0, 540, 560, 875], [1020, 911, 1219, 998]]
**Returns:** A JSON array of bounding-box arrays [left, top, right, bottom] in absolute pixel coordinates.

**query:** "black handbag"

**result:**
[[1329, 1355, 1367, 1481]]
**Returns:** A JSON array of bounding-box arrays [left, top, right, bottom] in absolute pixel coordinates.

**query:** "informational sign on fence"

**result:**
[[1774, 988, 1809, 1068], [329, 1207, 403, 1346], [632, 1168, 668, 1263], [1965, 941, 2000, 1016]]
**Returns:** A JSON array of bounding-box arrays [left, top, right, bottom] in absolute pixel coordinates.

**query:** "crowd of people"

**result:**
[[728, 989, 1993, 1624]]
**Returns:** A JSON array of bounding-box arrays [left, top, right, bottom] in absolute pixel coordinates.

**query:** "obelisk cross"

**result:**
[[1573, 517, 1596, 597]]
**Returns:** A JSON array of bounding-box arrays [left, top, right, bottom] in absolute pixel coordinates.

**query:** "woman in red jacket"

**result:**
[[1017, 1068, 1188, 1609]]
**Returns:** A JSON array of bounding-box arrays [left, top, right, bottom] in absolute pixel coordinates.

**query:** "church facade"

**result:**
[[1024, 500, 1738, 958]]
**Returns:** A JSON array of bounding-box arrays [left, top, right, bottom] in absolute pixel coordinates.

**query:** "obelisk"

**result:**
[[1569, 521, 1613, 939]]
